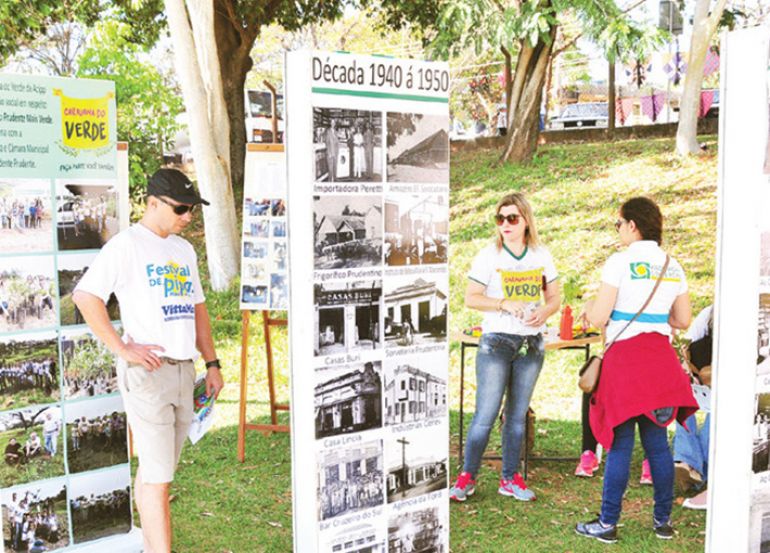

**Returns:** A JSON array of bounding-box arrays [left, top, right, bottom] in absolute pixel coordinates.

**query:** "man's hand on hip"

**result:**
[[205, 366, 224, 400], [120, 335, 165, 371]]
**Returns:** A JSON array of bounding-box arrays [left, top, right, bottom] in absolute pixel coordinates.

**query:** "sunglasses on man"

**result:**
[[158, 196, 196, 215], [495, 213, 522, 226]]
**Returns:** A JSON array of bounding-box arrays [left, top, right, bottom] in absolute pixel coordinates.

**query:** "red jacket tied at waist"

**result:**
[[589, 332, 698, 449]]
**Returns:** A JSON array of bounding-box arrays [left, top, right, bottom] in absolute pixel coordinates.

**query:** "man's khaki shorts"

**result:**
[[117, 357, 195, 484]]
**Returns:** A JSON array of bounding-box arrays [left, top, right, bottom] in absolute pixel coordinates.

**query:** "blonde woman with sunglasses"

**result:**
[[450, 192, 561, 503]]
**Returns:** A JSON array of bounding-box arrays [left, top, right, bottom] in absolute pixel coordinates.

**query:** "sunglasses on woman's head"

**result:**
[[158, 196, 196, 215], [495, 213, 521, 226]]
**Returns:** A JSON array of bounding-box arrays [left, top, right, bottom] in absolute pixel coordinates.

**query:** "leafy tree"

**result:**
[[76, 20, 183, 216], [65, 338, 114, 381]]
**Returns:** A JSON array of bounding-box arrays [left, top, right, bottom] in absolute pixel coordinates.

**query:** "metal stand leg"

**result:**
[[458, 342, 465, 470]]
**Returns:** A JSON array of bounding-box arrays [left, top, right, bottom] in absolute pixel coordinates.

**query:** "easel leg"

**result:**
[[238, 311, 250, 463], [263, 310, 278, 426]]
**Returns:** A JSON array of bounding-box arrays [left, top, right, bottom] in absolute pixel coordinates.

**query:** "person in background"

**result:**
[[575, 197, 698, 543], [449, 192, 560, 503], [674, 304, 714, 510], [496, 107, 507, 137]]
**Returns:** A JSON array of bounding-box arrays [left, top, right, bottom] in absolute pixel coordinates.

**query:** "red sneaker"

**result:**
[[640, 458, 653, 485], [450, 472, 476, 502], [575, 450, 599, 477]]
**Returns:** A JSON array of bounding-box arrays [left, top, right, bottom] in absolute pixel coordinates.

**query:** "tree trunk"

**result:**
[[499, 25, 557, 164], [214, 1, 258, 196], [676, 0, 727, 155], [608, 58, 616, 136], [543, 53, 554, 125], [501, 45, 513, 112], [165, 0, 240, 290]]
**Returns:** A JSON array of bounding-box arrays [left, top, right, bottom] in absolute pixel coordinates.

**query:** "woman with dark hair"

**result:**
[[576, 196, 698, 543], [450, 192, 560, 502]]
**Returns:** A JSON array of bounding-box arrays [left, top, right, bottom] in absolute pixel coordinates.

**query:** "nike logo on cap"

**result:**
[[185, 182, 193, 189]]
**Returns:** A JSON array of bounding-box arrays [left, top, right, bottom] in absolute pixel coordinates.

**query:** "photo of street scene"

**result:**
[[385, 428, 447, 503], [384, 276, 447, 348], [55, 180, 119, 251], [315, 362, 382, 439], [58, 252, 120, 326], [313, 108, 383, 182], [0, 256, 57, 333], [65, 395, 128, 474], [317, 440, 384, 521], [0, 330, 59, 410], [61, 327, 119, 400], [387, 505, 447, 553], [1, 478, 69, 552], [0, 404, 64, 487], [314, 280, 382, 356], [384, 194, 448, 266], [387, 113, 449, 183], [69, 466, 132, 544], [314, 195, 382, 270], [0, 178, 53, 254]]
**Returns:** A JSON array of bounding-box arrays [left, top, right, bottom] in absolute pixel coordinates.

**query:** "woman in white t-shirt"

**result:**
[[576, 197, 697, 543], [449, 192, 561, 503]]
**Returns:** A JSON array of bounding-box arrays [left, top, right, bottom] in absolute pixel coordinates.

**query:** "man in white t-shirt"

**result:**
[[72, 168, 224, 553]]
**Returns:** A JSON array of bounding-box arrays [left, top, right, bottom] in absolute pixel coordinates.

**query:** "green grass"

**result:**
[[160, 135, 717, 552]]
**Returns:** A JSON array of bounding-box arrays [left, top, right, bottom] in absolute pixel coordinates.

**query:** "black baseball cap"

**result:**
[[147, 168, 210, 206]]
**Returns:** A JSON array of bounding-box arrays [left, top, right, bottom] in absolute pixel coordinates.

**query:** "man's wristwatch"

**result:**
[[205, 359, 221, 370]]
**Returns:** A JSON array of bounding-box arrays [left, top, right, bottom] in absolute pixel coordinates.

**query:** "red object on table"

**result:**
[[560, 305, 573, 340]]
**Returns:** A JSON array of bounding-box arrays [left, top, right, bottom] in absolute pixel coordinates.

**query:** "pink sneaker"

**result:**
[[575, 450, 600, 477], [450, 472, 476, 502], [640, 458, 653, 485]]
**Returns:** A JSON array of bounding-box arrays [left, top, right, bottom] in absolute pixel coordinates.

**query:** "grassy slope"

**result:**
[[161, 136, 717, 552]]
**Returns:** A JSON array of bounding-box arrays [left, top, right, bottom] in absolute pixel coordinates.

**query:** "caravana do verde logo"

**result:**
[[52, 88, 114, 157]]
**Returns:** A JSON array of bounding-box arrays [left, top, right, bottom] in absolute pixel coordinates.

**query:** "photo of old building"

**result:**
[[387, 506, 447, 553], [386, 113, 449, 183], [314, 196, 383, 270], [383, 362, 446, 426], [323, 525, 385, 553], [384, 277, 447, 347], [386, 430, 447, 503], [317, 440, 384, 521], [315, 281, 382, 356], [315, 362, 383, 438], [384, 195, 448, 266]]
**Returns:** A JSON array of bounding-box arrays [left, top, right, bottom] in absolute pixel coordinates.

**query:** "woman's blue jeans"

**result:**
[[600, 415, 674, 525], [463, 332, 545, 480]]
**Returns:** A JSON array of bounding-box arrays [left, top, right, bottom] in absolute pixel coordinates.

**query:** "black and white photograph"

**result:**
[[241, 284, 268, 306], [65, 395, 128, 474], [244, 198, 272, 217], [0, 256, 57, 333], [384, 195, 448, 266], [0, 330, 59, 410], [271, 273, 288, 309], [385, 428, 447, 503], [58, 252, 120, 326], [243, 259, 268, 283], [386, 113, 449, 183], [0, 178, 53, 254], [323, 525, 385, 553], [317, 440, 384, 521], [315, 362, 382, 439], [55, 180, 119, 250], [383, 357, 447, 426], [245, 218, 270, 239], [313, 108, 383, 182], [314, 195, 382, 270], [759, 294, 770, 373], [273, 241, 287, 271], [754, 392, 770, 474], [387, 505, 447, 553], [384, 277, 447, 348], [61, 328, 119, 400], [2, 478, 69, 552], [750, 488, 770, 552], [315, 280, 382, 356], [244, 240, 269, 259], [0, 404, 64, 487], [272, 220, 287, 238], [69, 466, 132, 544]]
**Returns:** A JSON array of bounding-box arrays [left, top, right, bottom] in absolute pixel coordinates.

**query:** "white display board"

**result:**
[[286, 51, 450, 552], [239, 144, 288, 310], [708, 25, 770, 553]]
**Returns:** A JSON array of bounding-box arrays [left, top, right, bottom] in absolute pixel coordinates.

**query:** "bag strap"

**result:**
[[604, 254, 670, 352]]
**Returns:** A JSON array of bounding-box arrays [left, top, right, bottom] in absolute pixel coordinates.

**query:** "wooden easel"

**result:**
[[237, 310, 289, 463]]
